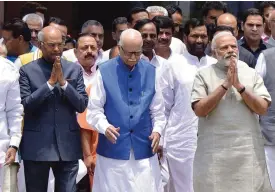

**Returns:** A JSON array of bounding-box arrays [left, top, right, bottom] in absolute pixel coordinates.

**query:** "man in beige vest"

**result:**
[[191, 31, 272, 192]]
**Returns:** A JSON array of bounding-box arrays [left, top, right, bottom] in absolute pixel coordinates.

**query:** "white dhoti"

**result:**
[[0, 164, 19, 192], [265, 145, 275, 190], [93, 150, 162, 192], [160, 148, 169, 192], [17, 159, 87, 192], [165, 130, 197, 192]]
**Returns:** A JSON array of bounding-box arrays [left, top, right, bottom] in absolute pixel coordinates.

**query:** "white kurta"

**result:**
[[0, 57, 23, 190], [182, 51, 217, 69], [86, 67, 166, 192], [191, 61, 272, 192], [255, 53, 275, 190], [140, 52, 169, 189], [169, 37, 186, 55], [160, 53, 198, 192]]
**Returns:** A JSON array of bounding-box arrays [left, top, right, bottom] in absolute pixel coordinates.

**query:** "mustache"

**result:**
[[224, 52, 237, 59], [84, 54, 95, 59]]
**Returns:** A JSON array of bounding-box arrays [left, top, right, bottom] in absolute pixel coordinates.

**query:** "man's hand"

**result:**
[[105, 126, 120, 144], [84, 155, 95, 176], [231, 59, 243, 90], [48, 59, 58, 86], [223, 59, 235, 89], [157, 145, 163, 160], [149, 132, 160, 154], [55, 56, 66, 86], [5, 147, 16, 165]]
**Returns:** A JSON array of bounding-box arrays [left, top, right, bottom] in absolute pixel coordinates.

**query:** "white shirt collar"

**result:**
[[140, 50, 161, 67]]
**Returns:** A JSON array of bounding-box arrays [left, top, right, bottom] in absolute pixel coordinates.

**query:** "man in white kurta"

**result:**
[[191, 31, 272, 192], [86, 29, 166, 192], [0, 56, 23, 191]]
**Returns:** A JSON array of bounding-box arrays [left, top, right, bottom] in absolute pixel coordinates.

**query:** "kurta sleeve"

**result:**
[[253, 71, 271, 103], [191, 71, 208, 104], [150, 76, 167, 136], [86, 71, 111, 135], [159, 62, 174, 118], [255, 53, 267, 79], [6, 73, 23, 147]]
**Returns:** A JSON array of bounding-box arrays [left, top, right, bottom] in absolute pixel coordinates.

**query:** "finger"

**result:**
[[5, 157, 13, 165], [111, 128, 120, 137], [149, 134, 153, 140], [107, 131, 117, 143], [152, 139, 159, 153], [151, 135, 157, 148]]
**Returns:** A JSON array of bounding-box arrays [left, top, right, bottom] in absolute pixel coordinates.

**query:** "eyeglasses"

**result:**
[[120, 46, 142, 57], [41, 41, 65, 49]]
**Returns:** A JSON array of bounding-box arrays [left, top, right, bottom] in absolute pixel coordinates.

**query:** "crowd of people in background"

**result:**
[[0, 1, 275, 192]]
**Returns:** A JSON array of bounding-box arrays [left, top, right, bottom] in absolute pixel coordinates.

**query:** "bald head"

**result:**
[[217, 13, 238, 37], [119, 28, 143, 48], [38, 26, 62, 42]]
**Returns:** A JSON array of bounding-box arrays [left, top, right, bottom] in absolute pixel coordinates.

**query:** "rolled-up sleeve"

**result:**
[[6, 75, 23, 147], [86, 71, 111, 135]]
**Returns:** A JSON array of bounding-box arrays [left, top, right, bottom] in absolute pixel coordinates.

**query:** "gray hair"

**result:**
[[0, 43, 7, 57], [81, 20, 103, 33], [118, 29, 143, 47], [22, 13, 43, 28], [211, 31, 236, 50], [146, 6, 168, 16]]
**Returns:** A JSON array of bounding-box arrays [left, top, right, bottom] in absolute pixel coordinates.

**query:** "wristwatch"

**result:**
[[238, 86, 246, 94], [9, 145, 18, 151]]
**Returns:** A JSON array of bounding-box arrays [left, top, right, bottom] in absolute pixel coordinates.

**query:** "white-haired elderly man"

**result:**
[[22, 13, 43, 47], [86, 28, 166, 192], [191, 31, 272, 192]]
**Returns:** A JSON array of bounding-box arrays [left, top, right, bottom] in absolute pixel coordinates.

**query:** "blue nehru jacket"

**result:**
[[97, 56, 156, 160]]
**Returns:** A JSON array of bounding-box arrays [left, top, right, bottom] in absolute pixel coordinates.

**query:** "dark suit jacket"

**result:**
[[19, 58, 88, 161]]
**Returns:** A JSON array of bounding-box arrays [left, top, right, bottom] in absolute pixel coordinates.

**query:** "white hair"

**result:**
[[211, 31, 237, 51], [22, 13, 43, 28], [118, 29, 143, 47], [0, 43, 7, 57], [37, 30, 44, 42], [146, 6, 168, 16]]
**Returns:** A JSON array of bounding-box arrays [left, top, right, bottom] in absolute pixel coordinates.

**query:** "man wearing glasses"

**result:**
[[86, 28, 166, 192], [19, 26, 88, 192]]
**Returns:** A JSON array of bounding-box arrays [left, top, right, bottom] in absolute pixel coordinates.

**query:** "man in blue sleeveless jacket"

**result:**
[[87, 28, 166, 192]]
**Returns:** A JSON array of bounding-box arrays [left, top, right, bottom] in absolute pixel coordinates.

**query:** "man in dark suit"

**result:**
[[19, 26, 88, 192]]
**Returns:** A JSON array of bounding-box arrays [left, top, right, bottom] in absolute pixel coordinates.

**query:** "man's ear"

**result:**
[[241, 21, 244, 31], [18, 35, 24, 43]]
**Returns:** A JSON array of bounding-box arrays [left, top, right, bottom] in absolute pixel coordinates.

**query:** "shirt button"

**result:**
[[130, 129, 133, 133], [129, 88, 132, 92], [129, 101, 133, 105], [130, 115, 133, 119], [55, 108, 58, 112], [129, 74, 132, 78]]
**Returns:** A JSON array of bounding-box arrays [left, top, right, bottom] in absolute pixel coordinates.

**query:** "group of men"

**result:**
[[1, 1, 275, 192]]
